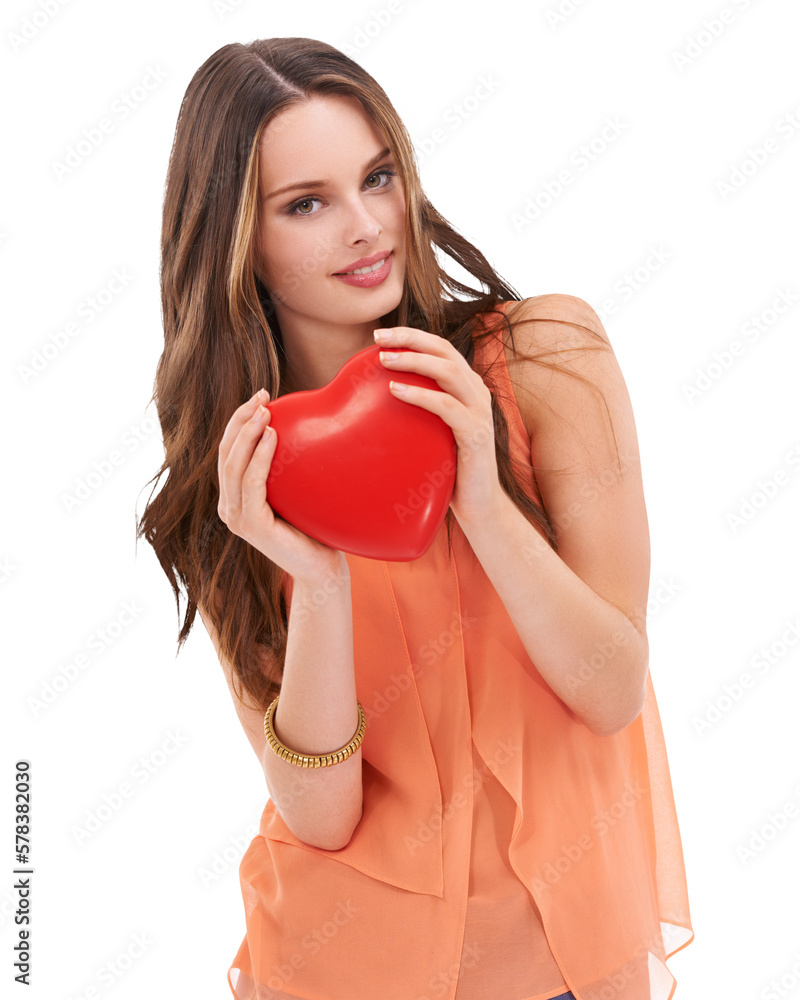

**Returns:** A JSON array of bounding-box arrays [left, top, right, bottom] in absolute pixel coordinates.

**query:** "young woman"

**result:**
[[138, 37, 693, 1000]]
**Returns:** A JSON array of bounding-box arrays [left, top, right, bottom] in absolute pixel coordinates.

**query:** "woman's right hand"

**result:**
[[217, 388, 346, 586]]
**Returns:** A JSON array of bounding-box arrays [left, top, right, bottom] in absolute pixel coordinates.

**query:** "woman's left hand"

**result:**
[[375, 326, 503, 525]]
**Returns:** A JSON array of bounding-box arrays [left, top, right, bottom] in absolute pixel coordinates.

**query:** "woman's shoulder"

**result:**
[[470, 293, 608, 357], [491, 293, 608, 344], [474, 294, 612, 438]]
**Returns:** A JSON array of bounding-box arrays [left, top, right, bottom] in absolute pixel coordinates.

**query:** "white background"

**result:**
[[3, 0, 799, 997]]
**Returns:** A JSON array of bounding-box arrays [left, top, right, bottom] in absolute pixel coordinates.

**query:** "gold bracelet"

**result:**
[[263, 695, 366, 768]]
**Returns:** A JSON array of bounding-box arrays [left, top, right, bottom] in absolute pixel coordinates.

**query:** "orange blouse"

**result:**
[[227, 302, 694, 1000]]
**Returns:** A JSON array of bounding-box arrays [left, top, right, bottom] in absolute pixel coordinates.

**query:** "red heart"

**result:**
[[265, 344, 456, 561]]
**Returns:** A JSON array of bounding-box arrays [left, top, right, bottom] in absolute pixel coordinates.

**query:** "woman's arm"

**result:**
[[376, 294, 649, 737], [203, 390, 364, 850], [199, 555, 363, 852], [457, 483, 648, 737]]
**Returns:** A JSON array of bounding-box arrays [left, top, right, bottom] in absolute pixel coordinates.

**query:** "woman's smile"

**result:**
[[332, 250, 394, 287]]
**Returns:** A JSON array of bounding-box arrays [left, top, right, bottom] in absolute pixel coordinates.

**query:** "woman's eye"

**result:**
[[364, 169, 396, 189], [292, 198, 318, 216], [288, 169, 396, 216]]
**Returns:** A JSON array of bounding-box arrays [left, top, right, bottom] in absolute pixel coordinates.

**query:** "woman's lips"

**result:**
[[332, 251, 394, 287]]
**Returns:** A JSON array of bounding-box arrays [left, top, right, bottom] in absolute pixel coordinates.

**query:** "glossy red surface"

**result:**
[[265, 345, 457, 561]]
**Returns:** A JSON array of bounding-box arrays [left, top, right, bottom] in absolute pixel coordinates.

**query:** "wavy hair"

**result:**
[[136, 37, 616, 714]]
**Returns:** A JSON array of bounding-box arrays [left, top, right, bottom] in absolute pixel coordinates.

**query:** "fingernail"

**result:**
[[257, 388, 268, 402], [380, 351, 399, 362], [389, 381, 407, 393], [374, 328, 391, 341], [251, 405, 266, 422]]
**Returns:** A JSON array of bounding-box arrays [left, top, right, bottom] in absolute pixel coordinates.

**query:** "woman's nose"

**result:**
[[341, 196, 382, 244]]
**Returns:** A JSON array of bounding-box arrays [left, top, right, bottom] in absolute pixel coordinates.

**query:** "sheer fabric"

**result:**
[[226, 301, 694, 999]]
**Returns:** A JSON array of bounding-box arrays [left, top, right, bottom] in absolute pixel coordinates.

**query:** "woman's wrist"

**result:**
[[451, 478, 511, 534], [291, 551, 350, 595]]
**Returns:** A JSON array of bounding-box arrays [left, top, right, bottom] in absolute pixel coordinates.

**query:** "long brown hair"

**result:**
[[136, 37, 616, 714]]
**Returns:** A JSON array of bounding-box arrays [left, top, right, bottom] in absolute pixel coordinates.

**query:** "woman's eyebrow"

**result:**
[[265, 146, 392, 201]]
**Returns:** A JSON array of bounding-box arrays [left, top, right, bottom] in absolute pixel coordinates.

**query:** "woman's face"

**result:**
[[255, 94, 407, 346]]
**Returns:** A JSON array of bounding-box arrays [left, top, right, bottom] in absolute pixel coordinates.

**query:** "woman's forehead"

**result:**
[[258, 97, 389, 193]]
